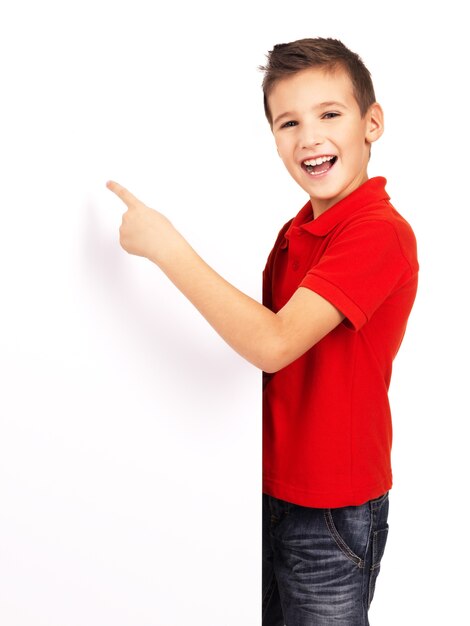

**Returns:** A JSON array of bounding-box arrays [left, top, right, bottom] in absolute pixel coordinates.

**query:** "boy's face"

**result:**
[[268, 66, 384, 217]]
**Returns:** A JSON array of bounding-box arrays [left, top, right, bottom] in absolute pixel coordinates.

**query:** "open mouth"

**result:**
[[302, 155, 337, 176]]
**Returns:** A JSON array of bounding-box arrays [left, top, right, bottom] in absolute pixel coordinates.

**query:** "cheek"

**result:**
[[274, 137, 283, 158], [274, 146, 287, 168], [275, 140, 294, 167], [339, 134, 364, 161]]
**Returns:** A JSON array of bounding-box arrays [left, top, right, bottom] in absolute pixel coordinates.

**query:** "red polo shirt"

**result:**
[[263, 177, 418, 508]]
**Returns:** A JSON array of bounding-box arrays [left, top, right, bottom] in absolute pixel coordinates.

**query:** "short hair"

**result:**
[[260, 38, 376, 126]]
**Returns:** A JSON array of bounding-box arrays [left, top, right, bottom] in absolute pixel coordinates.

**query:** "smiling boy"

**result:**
[[270, 67, 380, 217], [107, 38, 418, 626]]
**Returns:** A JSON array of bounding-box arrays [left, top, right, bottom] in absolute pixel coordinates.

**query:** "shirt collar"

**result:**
[[286, 177, 390, 239]]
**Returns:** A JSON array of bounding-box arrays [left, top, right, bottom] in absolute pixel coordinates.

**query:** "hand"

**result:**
[[106, 180, 175, 263]]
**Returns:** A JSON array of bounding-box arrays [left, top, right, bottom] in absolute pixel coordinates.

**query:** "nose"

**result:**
[[299, 122, 323, 150]]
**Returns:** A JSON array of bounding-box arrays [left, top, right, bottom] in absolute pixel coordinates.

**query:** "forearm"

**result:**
[[150, 228, 284, 372]]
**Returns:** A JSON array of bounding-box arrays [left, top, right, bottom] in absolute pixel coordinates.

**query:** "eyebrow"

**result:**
[[273, 101, 348, 127], [317, 101, 348, 110]]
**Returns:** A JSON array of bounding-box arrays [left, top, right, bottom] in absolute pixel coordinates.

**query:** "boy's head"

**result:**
[[260, 38, 384, 216], [261, 38, 376, 126]]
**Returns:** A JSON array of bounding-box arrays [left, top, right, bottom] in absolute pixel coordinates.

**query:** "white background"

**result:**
[[0, 1, 468, 624]]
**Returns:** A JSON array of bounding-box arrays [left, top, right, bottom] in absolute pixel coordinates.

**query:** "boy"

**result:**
[[107, 37, 418, 626]]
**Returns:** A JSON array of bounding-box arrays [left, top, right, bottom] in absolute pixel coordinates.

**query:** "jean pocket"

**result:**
[[368, 525, 389, 608], [323, 508, 369, 568]]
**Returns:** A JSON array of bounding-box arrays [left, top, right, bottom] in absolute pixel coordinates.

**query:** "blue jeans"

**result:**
[[262, 492, 389, 626]]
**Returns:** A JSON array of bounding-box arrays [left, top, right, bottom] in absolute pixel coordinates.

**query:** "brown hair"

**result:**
[[260, 38, 376, 126]]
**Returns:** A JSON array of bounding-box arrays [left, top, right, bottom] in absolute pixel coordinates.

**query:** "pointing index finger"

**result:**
[[106, 180, 140, 208]]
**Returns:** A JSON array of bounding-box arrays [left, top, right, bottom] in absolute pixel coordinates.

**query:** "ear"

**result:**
[[365, 102, 384, 144]]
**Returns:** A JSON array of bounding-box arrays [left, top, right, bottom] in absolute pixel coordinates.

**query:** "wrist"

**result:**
[[146, 220, 188, 269]]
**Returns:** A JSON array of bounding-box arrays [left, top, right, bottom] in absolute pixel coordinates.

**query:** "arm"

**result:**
[[106, 181, 344, 373]]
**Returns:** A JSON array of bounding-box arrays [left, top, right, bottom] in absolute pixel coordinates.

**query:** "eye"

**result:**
[[280, 120, 298, 129], [322, 112, 340, 120]]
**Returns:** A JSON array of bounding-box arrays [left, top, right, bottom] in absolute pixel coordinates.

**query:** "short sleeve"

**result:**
[[299, 219, 415, 331]]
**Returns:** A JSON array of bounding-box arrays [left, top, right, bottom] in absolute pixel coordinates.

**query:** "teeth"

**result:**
[[303, 156, 335, 166]]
